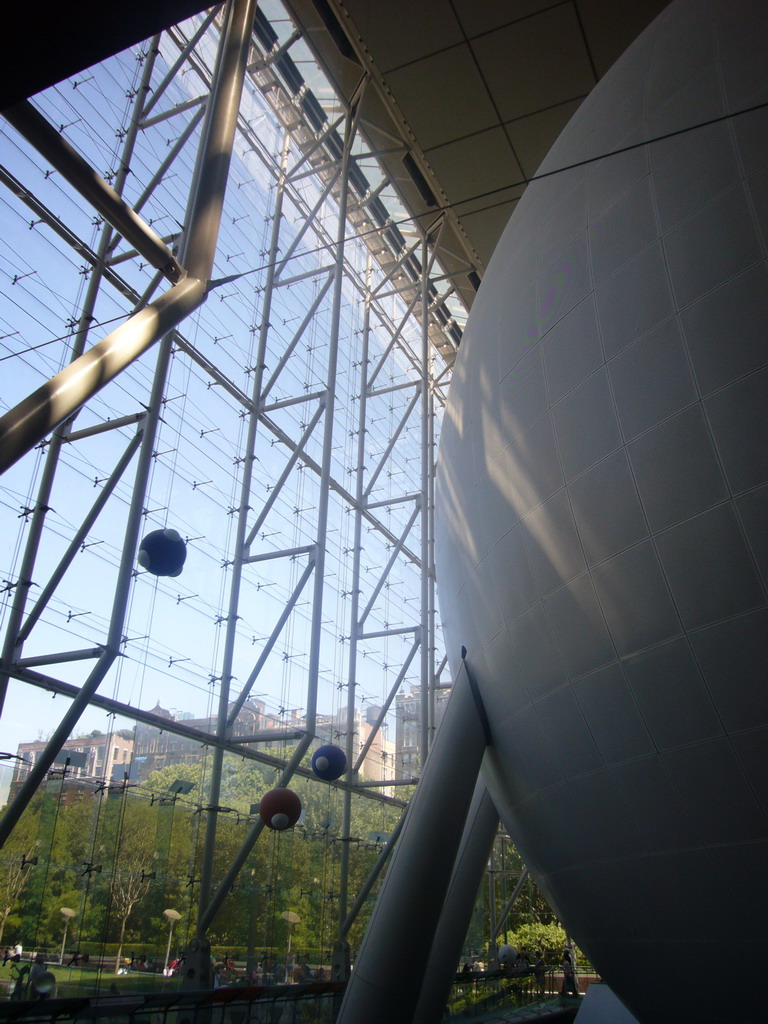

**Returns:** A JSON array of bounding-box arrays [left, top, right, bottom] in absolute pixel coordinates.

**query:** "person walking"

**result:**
[[9, 956, 29, 1000]]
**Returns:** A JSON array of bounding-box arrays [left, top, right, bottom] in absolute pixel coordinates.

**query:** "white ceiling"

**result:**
[[282, 0, 670, 308]]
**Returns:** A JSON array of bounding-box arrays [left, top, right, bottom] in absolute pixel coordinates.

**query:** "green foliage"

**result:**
[[2, 753, 559, 988], [1, 756, 407, 969], [503, 922, 586, 966], [0, 806, 39, 946], [504, 922, 565, 958]]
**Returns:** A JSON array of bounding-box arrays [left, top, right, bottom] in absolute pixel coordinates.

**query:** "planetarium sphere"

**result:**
[[259, 787, 302, 831], [435, 1, 768, 1021]]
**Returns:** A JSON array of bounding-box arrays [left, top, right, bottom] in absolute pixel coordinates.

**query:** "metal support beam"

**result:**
[[141, 95, 206, 128], [7, 663, 406, 807], [229, 728, 305, 743], [354, 777, 418, 788], [420, 231, 432, 762], [362, 387, 421, 499], [181, 0, 257, 283], [357, 502, 420, 626], [3, 101, 184, 282], [0, 38, 162, 717], [139, 5, 221, 122], [1, 0, 256, 853], [336, 656, 489, 1024], [17, 648, 104, 667], [413, 783, 499, 1024], [226, 559, 315, 724], [17, 429, 143, 643], [339, 808, 407, 938], [60, 412, 146, 442], [273, 168, 341, 279], [244, 407, 325, 545], [0, 275, 206, 473], [260, 274, 333, 401], [284, 112, 345, 179], [492, 867, 530, 941], [198, 731, 314, 934], [337, 253, 373, 967], [367, 291, 423, 390], [353, 639, 420, 773]]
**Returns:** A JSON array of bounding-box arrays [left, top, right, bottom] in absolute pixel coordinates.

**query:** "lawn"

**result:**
[[0, 961, 182, 999]]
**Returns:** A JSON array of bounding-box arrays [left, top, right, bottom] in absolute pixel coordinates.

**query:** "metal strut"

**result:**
[[336, 652, 490, 1024]]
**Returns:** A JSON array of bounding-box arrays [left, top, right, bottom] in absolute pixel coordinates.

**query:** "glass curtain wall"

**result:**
[[0, 0, 472, 995]]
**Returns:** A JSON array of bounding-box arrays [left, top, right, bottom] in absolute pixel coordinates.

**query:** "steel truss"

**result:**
[[0, 0, 462, 969]]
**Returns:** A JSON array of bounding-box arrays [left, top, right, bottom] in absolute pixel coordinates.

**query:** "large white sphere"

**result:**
[[435, 2, 768, 1021]]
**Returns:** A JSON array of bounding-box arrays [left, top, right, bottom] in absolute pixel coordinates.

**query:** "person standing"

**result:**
[[560, 948, 579, 997], [9, 956, 29, 1000], [28, 953, 47, 999], [534, 952, 546, 997]]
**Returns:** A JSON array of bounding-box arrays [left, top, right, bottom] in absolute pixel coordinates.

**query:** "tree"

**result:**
[[109, 814, 156, 972], [0, 807, 40, 947], [0, 852, 35, 947], [503, 922, 585, 965]]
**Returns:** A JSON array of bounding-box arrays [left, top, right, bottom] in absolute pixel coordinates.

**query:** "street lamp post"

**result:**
[[281, 911, 300, 983], [59, 907, 76, 964], [162, 909, 182, 975]]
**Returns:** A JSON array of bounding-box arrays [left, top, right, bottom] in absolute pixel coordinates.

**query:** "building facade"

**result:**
[[13, 730, 134, 786]]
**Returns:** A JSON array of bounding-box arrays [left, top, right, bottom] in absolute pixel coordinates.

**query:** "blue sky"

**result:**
[[0, 3, 451, 791]]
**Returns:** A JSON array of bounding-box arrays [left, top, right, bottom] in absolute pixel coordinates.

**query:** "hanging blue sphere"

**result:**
[[312, 744, 346, 781], [137, 528, 187, 577]]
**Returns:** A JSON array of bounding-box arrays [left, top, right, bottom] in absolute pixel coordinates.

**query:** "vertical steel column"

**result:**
[[0, 43, 168, 848], [1, 0, 255, 852], [198, 80, 367, 943], [181, 0, 256, 284], [420, 233, 430, 764], [0, 39, 161, 717], [305, 88, 366, 982], [304, 81, 365, 738], [195, 130, 291, 932], [488, 854, 498, 967], [492, 866, 530, 941], [335, 254, 372, 978], [427, 336, 438, 742]]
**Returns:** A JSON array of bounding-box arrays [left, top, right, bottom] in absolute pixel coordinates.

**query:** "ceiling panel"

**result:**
[[504, 98, 585, 179], [459, 194, 523, 265], [385, 44, 500, 150], [451, 0, 560, 39], [286, 0, 671, 293], [342, 0, 465, 71], [426, 126, 525, 204], [470, 4, 597, 123], [1, 0, 674, 324], [576, 0, 671, 76]]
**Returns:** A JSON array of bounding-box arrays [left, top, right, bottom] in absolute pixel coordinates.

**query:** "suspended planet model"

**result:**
[[259, 787, 302, 831], [34, 971, 56, 994], [137, 528, 187, 577], [311, 744, 347, 781], [435, 1, 768, 1021], [497, 945, 517, 967]]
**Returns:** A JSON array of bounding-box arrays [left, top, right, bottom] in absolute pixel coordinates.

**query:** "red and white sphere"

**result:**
[[259, 787, 302, 831]]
